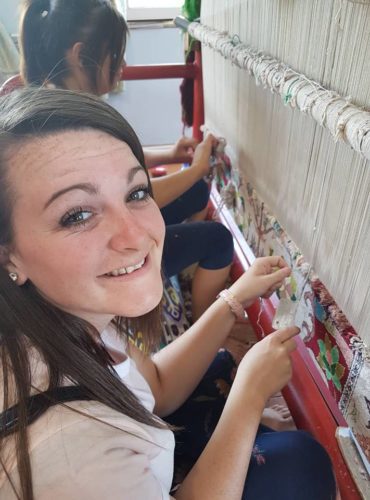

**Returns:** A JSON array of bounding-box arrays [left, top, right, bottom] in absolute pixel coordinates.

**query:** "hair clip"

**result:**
[[41, 10, 49, 18]]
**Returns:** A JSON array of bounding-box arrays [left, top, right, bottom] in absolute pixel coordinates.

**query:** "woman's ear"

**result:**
[[64, 42, 92, 92], [66, 41, 85, 69], [0, 246, 28, 285]]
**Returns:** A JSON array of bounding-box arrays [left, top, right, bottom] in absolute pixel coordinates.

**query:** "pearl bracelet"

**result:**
[[217, 289, 247, 320]]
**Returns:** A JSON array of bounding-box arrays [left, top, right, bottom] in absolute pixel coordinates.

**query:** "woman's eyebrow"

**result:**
[[43, 166, 146, 210], [128, 165, 146, 183], [44, 183, 99, 210]]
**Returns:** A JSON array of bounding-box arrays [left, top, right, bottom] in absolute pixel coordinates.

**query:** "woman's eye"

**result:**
[[60, 208, 93, 227], [128, 186, 150, 202]]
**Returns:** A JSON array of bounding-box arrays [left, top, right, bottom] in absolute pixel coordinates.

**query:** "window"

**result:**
[[126, 0, 183, 21]]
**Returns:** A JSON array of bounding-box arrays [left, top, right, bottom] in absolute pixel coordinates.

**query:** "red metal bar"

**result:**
[[120, 63, 197, 81], [211, 187, 360, 500], [0, 74, 24, 96], [192, 47, 204, 142]]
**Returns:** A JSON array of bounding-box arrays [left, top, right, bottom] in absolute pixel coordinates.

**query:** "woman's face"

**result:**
[[96, 53, 123, 95], [6, 129, 165, 331]]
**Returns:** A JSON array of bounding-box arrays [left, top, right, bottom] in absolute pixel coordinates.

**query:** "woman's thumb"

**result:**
[[264, 266, 291, 288]]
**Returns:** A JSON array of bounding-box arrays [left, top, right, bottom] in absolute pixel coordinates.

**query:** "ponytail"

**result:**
[[19, 0, 128, 92], [20, 0, 53, 85]]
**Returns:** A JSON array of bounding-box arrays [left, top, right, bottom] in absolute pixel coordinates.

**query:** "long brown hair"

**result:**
[[0, 87, 165, 500], [20, 0, 127, 92]]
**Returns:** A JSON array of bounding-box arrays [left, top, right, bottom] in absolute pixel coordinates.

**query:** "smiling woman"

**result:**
[[0, 87, 168, 498], [0, 88, 336, 500]]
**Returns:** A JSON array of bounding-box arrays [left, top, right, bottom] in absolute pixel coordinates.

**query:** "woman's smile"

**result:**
[[100, 255, 152, 281], [103, 257, 146, 277]]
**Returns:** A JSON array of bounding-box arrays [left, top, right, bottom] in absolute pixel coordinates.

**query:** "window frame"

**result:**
[[126, 1, 182, 21]]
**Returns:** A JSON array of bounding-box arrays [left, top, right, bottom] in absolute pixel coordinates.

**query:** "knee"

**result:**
[[212, 223, 234, 256], [201, 223, 234, 269], [247, 431, 336, 500], [191, 180, 209, 212], [285, 431, 332, 466], [279, 432, 336, 497]]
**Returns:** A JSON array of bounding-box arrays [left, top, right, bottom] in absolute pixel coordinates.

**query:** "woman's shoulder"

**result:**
[[1, 399, 174, 499], [1, 400, 174, 496], [2, 398, 173, 466], [30, 398, 173, 450]]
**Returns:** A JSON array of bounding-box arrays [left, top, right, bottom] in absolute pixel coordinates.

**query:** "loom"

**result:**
[[194, 3, 370, 497], [120, 3, 369, 497], [192, 3, 370, 497]]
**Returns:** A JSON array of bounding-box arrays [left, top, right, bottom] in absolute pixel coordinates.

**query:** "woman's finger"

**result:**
[[263, 267, 291, 290], [274, 326, 300, 343], [283, 338, 297, 353]]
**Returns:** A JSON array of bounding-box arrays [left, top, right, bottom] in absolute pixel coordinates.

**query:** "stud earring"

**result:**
[[9, 272, 18, 282]]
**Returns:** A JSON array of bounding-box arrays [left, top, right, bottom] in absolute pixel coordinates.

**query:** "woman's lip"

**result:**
[[99, 256, 149, 279]]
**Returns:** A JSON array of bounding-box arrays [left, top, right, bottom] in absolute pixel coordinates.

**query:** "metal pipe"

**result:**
[[174, 15, 191, 30], [120, 63, 197, 81], [192, 48, 204, 141]]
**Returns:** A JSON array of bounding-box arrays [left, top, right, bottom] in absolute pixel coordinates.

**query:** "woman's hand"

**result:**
[[191, 133, 218, 178], [170, 136, 198, 163], [228, 256, 291, 308], [171, 133, 219, 178], [233, 326, 299, 408]]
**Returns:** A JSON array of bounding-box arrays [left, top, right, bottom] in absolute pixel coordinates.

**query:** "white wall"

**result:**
[[0, 0, 21, 35]]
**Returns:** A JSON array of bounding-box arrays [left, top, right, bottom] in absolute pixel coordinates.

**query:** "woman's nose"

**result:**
[[108, 210, 148, 252]]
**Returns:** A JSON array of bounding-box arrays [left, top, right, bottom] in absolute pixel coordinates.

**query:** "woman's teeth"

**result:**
[[107, 259, 145, 276]]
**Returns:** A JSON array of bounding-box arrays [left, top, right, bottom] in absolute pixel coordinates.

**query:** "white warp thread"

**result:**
[[189, 22, 370, 161]]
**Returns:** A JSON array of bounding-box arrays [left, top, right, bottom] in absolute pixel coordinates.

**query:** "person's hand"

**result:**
[[234, 326, 299, 407], [191, 133, 219, 178], [170, 136, 198, 163], [228, 256, 291, 308]]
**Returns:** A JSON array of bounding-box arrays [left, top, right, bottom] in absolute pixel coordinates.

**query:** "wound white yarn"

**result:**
[[189, 21, 370, 161]]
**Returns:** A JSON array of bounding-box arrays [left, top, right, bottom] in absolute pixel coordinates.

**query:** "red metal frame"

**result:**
[[192, 48, 204, 142]]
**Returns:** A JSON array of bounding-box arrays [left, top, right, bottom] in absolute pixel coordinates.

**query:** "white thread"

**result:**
[[198, 2, 370, 344]]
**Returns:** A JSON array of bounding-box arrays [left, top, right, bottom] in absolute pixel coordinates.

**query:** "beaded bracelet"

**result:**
[[217, 289, 247, 320]]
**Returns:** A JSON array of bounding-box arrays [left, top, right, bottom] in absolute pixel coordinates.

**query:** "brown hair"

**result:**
[[20, 0, 127, 93], [0, 87, 165, 500]]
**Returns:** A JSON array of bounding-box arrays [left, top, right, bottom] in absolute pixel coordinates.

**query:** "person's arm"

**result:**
[[150, 135, 215, 208], [144, 137, 198, 168], [175, 326, 298, 500], [131, 257, 291, 417], [175, 388, 263, 499]]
